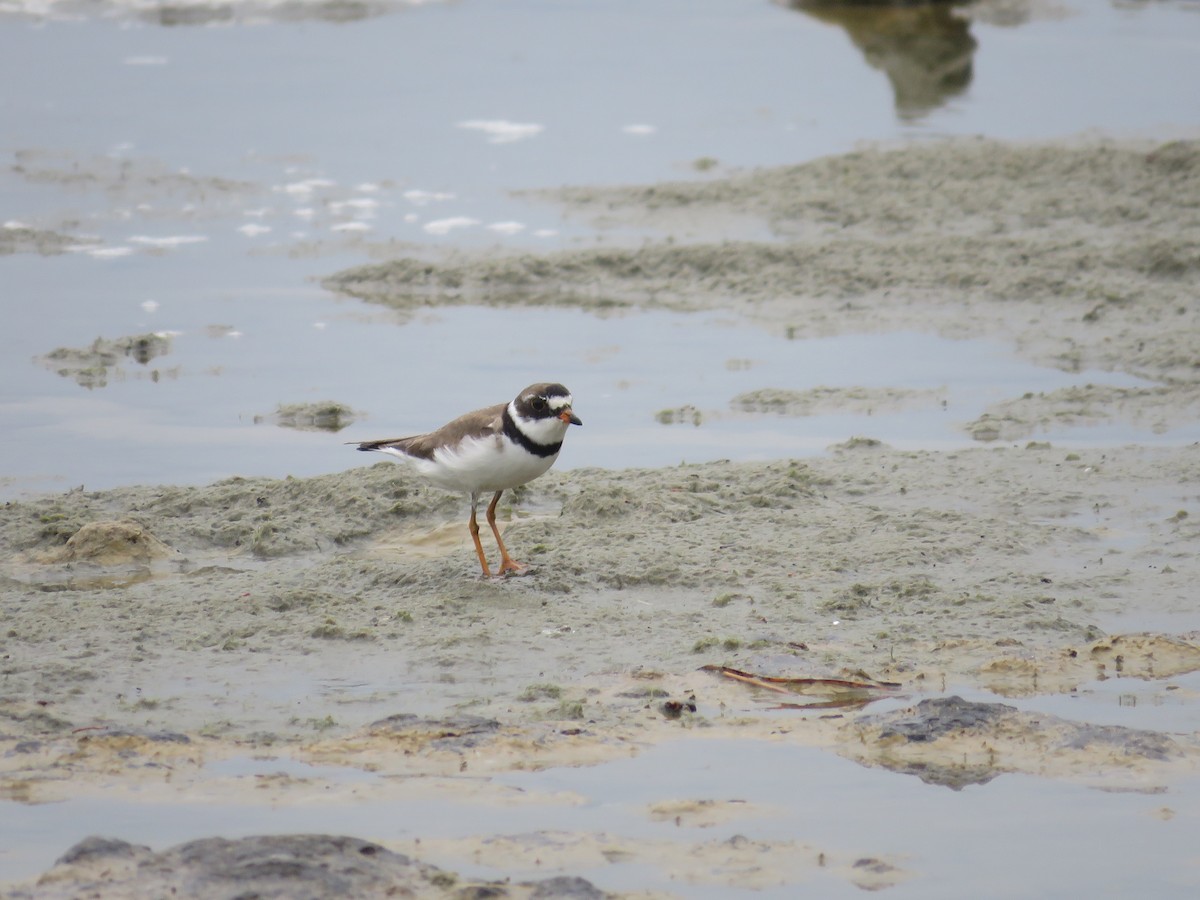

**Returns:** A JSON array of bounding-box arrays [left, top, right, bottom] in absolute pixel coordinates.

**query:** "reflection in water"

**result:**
[[266, 401, 359, 432], [38, 333, 175, 389], [149, 1, 384, 27], [785, 1, 977, 120]]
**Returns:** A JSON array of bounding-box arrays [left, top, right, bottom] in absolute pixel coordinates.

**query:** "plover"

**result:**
[[354, 383, 581, 577]]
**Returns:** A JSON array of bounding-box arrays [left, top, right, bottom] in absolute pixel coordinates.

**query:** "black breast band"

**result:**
[[502, 408, 562, 458]]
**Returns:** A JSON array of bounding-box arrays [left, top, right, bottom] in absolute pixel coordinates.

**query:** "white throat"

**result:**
[[510, 400, 570, 446]]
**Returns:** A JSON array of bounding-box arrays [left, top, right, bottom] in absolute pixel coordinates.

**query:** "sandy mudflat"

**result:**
[[4, 136, 1200, 896]]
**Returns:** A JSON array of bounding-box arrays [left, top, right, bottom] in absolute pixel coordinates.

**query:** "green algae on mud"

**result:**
[[324, 138, 1200, 382], [321, 138, 1200, 450], [3, 443, 1199, 755]]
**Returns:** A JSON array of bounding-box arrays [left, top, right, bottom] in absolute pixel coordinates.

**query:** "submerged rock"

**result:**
[[845, 695, 1187, 790], [876, 696, 1015, 743], [24, 834, 435, 899], [12, 833, 607, 899]]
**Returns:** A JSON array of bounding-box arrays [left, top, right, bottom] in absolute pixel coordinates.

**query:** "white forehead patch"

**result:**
[[522, 391, 573, 409]]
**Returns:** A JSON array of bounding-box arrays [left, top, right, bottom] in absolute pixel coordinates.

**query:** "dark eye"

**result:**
[[531, 397, 547, 412]]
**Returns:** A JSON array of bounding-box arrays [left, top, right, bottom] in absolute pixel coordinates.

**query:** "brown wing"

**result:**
[[355, 401, 507, 460]]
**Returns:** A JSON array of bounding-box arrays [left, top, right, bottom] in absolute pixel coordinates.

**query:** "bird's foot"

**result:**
[[496, 557, 531, 577]]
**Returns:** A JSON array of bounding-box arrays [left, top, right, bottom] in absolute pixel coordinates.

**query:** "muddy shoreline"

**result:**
[[4, 136, 1200, 895]]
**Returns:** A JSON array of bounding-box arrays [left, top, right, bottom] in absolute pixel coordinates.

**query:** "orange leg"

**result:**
[[467, 494, 492, 577], [487, 490, 529, 575]]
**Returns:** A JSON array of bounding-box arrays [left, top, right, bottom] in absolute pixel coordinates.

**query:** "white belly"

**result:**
[[412, 432, 560, 494]]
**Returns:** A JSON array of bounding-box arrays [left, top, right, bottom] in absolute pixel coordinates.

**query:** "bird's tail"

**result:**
[[351, 438, 406, 452]]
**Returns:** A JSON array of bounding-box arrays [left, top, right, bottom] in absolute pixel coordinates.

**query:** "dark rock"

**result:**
[[1062, 723, 1175, 762], [133, 835, 413, 898], [55, 836, 150, 866], [876, 696, 1016, 742], [527, 875, 607, 899], [22, 833, 607, 899], [455, 886, 511, 899]]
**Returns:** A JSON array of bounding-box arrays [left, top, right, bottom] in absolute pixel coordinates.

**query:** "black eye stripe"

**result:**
[[518, 387, 572, 419], [525, 395, 567, 415]]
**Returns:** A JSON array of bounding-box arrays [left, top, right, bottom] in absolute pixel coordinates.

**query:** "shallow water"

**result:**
[[2, 729, 1197, 897], [497, 740, 1200, 899], [0, 293, 1167, 498], [1008, 670, 1200, 734]]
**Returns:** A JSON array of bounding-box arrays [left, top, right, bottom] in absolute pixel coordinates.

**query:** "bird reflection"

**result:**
[[784, 1, 978, 121]]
